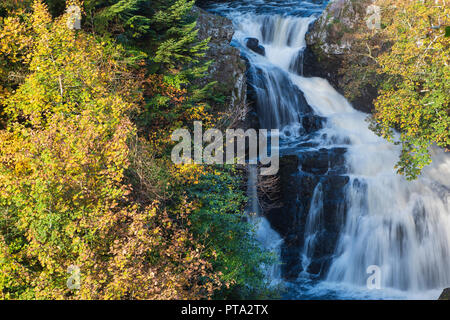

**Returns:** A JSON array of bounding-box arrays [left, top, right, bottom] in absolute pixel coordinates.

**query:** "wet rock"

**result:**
[[281, 238, 304, 280], [247, 65, 313, 129], [299, 148, 347, 175], [245, 37, 266, 56], [265, 155, 300, 235], [300, 114, 326, 134], [303, 46, 341, 91], [193, 6, 247, 113], [300, 151, 329, 175], [266, 144, 350, 279], [265, 155, 309, 280], [305, 0, 378, 113], [289, 50, 304, 76]]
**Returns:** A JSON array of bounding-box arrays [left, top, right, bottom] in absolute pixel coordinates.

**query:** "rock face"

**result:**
[[307, 0, 372, 55], [263, 110, 349, 279], [266, 151, 349, 279], [438, 288, 450, 300], [193, 6, 247, 114], [305, 0, 377, 113]]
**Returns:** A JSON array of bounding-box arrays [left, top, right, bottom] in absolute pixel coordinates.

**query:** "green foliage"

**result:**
[[0, 0, 274, 300], [92, 0, 154, 41], [332, 0, 449, 179], [154, 20, 208, 68], [0, 1, 219, 300], [151, 0, 210, 70], [187, 166, 277, 299], [88, 0, 213, 110], [0, 6, 35, 129]]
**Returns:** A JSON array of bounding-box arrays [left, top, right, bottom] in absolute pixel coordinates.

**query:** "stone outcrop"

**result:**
[[305, 0, 378, 113], [193, 6, 247, 114], [266, 149, 349, 279], [307, 0, 373, 56], [438, 288, 450, 300]]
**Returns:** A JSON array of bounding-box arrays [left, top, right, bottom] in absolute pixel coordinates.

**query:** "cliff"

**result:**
[[193, 6, 247, 118], [305, 0, 381, 113], [307, 0, 373, 55]]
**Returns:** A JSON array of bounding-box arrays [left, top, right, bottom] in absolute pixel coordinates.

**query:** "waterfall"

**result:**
[[302, 183, 324, 273], [246, 164, 283, 285], [294, 74, 450, 293], [231, 13, 315, 131], [205, 0, 450, 299]]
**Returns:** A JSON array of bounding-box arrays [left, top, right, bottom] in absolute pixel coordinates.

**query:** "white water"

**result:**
[[294, 75, 450, 295], [301, 183, 324, 273], [247, 164, 284, 286], [210, 2, 450, 299]]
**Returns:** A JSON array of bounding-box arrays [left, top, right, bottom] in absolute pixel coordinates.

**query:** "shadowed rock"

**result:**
[[438, 288, 450, 300], [246, 37, 266, 56], [193, 6, 247, 112]]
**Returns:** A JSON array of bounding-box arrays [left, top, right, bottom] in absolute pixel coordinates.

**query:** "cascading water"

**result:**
[[203, 0, 450, 299], [246, 164, 284, 285], [293, 74, 450, 299], [301, 183, 324, 273]]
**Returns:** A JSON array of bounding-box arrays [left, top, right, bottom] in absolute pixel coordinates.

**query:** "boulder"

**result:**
[[265, 143, 349, 279], [245, 38, 266, 56]]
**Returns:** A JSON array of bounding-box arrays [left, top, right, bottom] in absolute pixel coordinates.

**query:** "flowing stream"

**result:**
[[203, 0, 450, 299]]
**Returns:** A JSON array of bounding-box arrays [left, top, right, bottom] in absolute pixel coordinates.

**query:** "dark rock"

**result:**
[[348, 84, 378, 114], [300, 114, 326, 134], [303, 46, 341, 90], [192, 6, 247, 114], [245, 37, 266, 56], [265, 143, 350, 279], [281, 240, 304, 280], [300, 151, 329, 175], [438, 288, 450, 300], [299, 148, 347, 176], [265, 155, 301, 237]]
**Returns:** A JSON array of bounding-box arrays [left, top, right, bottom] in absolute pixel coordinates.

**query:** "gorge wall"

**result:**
[[305, 0, 379, 113], [193, 6, 247, 117]]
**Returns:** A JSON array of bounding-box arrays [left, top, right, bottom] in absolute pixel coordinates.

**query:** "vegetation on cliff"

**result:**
[[309, 0, 449, 180], [0, 0, 273, 299]]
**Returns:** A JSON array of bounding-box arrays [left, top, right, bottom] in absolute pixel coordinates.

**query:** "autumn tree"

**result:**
[[371, 0, 449, 179], [0, 0, 220, 299]]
